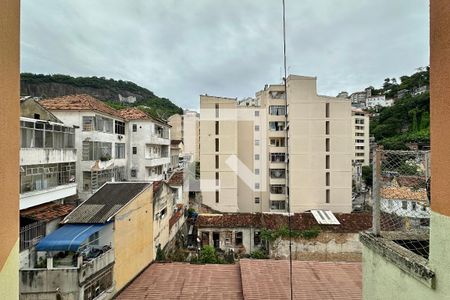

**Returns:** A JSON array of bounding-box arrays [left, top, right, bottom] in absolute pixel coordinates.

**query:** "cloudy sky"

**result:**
[[21, 0, 429, 110]]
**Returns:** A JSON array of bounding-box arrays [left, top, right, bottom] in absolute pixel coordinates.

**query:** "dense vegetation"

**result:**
[[21, 73, 183, 119], [369, 67, 430, 149]]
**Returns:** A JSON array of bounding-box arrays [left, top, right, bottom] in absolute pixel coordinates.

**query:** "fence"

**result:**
[[372, 148, 431, 259], [20, 221, 46, 251]]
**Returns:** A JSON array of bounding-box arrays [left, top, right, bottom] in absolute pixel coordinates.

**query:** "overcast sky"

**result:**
[[21, 0, 429, 110]]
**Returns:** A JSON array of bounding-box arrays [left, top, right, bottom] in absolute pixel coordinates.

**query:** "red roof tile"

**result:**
[[240, 259, 361, 300], [119, 107, 150, 120], [39, 94, 122, 118], [20, 203, 75, 222], [117, 260, 362, 300], [197, 212, 372, 233], [167, 170, 184, 186], [116, 263, 243, 300]]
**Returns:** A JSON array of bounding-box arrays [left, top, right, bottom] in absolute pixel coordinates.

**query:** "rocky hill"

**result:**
[[20, 73, 183, 119]]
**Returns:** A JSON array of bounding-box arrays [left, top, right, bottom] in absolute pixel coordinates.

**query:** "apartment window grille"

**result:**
[[326, 189, 330, 203], [270, 185, 285, 194], [269, 105, 286, 116], [132, 147, 137, 155], [21, 120, 74, 149], [269, 121, 285, 131], [271, 200, 286, 210], [115, 143, 126, 159], [115, 121, 125, 135], [270, 153, 286, 163], [82, 141, 112, 161], [82, 116, 95, 131], [132, 124, 137, 132], [255, 197, 260, 204], [270, 169, 286, 178], [20, 162, 76, 194], [270, 138, 285, 147], [94, 116, 114, 133]]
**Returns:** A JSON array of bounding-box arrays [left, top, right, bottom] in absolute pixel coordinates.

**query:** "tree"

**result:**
[[199, 245, 218, 264], [362, 165, 373, 188]]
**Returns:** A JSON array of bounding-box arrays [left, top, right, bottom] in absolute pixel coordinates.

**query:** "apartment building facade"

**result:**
[[168, 110, 200, 163], [120, 108, 171, 181], [200, 75, 353, 213], [352, 108, 370, 189]]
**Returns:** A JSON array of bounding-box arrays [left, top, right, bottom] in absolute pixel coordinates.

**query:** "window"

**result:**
[[83, 116, 95, 131], [355, 139, 364, 143], [235, 232, 243, 246], [269, 121, 285, 131], [255, 183, 260, 190], [326, 138, 330, 152], [132, 124, 137, 132], [115, 143, 125, 159], [412, 201, 417, 211], [95, 116, 113, 133], [215, 104, 219, 118], [255, 110, 259, 117], [20, 120, 75, 149], [255, 125, 260, 131], [255, 154, 260, 160], [356, 153, 365, 157], [326, 172, 330, 186], [269, 105, 286, 115], [356, 146, 364, 150], [215, 121, 219, 135], [82, 141, 112, 161], [215, 138, 219, 152], [20, 162, 75, 194], [215, 191, 219, 203], [355, 119, 365, 125], [270, 138, 286, 147], [326, 155, 330, 169], [356, 126, 364, 130], [255, 140, 260, 146], [270, 169, 285, 178], [255, 168, 260, 175], [255, 197, 260, 204], [325, 121, 330, 135], [131, 169, 137, 178], [356, 132, 364, 137], [215, 155, 219, 169], [402, 201, 408, 210], [132, 147, 137, 155], [115, 121, 125, 135], [325, 103, 330, 118], [215, 172, 219, 186], [270, 185, 285, 194], [326, 189, 330, 203], [254, 231, 261, 245], [270, 153, 285, 163], [271, 201, 286, 210]]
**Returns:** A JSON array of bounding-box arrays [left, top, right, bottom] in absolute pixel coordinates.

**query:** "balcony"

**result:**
[[20, 148, 77, 165], [145, 157, 171, 167], [20, 183, 77, 210]]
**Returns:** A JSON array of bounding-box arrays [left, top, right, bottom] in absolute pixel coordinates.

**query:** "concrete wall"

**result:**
[[0, 0, 20, 298], [113, 186, 153, 292], [167, 114, 182, 141], [153, 183, 174, 255], [272, 233, 361, 262], [183, 111, 200, 162]]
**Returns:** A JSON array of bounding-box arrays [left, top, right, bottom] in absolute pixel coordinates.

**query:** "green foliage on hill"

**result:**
[[21, 73, 183, 119], [369, 67, 430, 150]]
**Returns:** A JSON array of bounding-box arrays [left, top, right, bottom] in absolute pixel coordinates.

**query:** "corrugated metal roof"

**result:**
[[64, 182, 150, 224]]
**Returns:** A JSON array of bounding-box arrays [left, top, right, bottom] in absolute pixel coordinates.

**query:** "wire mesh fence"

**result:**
[[372, 148, 431, 259]]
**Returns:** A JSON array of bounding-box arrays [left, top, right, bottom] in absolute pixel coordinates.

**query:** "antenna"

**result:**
[[282, 1, 294, 299]]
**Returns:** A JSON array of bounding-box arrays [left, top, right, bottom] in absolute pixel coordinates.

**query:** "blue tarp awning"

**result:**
[[36, 224, 105, 252]]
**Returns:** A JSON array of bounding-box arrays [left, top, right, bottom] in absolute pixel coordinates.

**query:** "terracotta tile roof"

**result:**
[[381, 187, 427, 202], [119, 107, 150, 120], [116, 262, 243, 300], [167, 170, 184, 186], [39, 94, 122, 118], [197, 213, 372, 233], [117, 260, 362, 300], [153, 180, 163, 193], [169, 204, 184, 230], [240, 259, 362, 300], [20, 203, 75, 222], [396, 176, 426, 188]]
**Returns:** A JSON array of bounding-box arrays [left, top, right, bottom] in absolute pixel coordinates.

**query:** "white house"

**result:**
[[366, 95, 394, 109]]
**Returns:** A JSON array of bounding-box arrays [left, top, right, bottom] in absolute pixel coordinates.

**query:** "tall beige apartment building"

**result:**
[[351, 109, 370, 189], [168, 110, 200, 162], [200, 75, 353, 213]]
